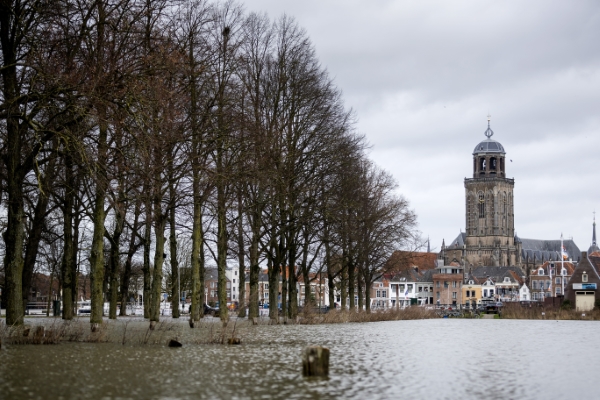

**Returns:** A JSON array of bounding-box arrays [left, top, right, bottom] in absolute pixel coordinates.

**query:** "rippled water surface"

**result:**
[[1, 319, 598, 399]]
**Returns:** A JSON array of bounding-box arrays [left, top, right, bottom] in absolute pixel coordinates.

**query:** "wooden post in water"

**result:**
[[302, 346, 329, 377]]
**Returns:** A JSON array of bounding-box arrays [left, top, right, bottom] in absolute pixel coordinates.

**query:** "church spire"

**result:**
[[593, 212, 597, 247]]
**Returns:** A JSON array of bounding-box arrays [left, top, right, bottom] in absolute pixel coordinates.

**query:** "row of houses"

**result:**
[[368, 250, 600, 312], [198, 251, 598, 312]]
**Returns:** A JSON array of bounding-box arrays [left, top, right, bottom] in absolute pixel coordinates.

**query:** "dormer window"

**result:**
[[582, 272, 588, 283], [538, 269, 544, 276], [504, 277, 510, 283]]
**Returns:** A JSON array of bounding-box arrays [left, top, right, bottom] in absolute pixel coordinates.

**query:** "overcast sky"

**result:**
[[242, 0, 600, 254]]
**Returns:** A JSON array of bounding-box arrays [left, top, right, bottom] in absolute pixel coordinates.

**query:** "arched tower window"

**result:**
[[478, 192, 485, 219], [490, 157, 497, 171], [467, 195, 473, 232], [502, 193, 507, 228]]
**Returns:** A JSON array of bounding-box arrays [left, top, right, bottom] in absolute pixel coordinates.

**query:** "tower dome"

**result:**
[[473, 118, 505, 155], [471, 117, 506, 178]]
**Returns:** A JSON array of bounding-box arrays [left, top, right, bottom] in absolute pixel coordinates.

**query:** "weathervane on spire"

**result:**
[[484, 114, 494, 139]]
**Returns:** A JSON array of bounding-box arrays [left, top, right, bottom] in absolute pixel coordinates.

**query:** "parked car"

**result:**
[[203, 303, 219, 317]]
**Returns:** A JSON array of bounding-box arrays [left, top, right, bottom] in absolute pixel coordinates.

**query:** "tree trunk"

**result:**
[[150, 165, 166, 323], [248, 227, 260, 319], [348, 261, 355, 311], [217, 179, 228, 322], [237, 192, 246, 317], [61, 149, 75, 320], [142, 193, 152, 319], [120, 199, 141, 316], [22, 140, 57, 310], [170, 205, 180, 319], [108, 201, 124, 319], [357, 268, 364, 311], [190, 200, 204, 321], [267, 253, 279, 322], [89, 111, 108, 326]]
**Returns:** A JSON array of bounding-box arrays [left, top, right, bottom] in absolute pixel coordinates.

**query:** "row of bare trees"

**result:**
[[0, 0, 419, 328]]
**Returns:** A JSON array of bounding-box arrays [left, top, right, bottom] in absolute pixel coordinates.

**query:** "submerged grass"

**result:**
[[2, 305, 599, 348], [500, 304, 600, 320]]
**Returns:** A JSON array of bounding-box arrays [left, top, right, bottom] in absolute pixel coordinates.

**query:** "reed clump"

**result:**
[[298, 307, 437, 325], [0, 317, 255, 347]]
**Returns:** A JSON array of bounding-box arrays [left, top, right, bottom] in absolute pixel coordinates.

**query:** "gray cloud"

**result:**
[[243, 0, 600, 253]]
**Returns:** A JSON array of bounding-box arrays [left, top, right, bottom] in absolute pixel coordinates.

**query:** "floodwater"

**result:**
[[0, 318, 598, 399]]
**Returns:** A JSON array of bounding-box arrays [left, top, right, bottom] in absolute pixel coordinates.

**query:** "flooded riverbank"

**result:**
[[1, 318, 598, 399]]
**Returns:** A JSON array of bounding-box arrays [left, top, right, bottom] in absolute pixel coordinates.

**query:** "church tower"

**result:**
[[463, 117, 518, 266]]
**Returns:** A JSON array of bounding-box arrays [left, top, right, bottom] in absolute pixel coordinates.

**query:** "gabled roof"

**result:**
[[385, 251, 438, 272], [531, 261, 576, 277], [418, 269, 436, 283], [388, 268, 421, 282], [471, 266, 525, 283], [449, 232, 467, 248], [518, 238, 581, 263], [588, 253, 600, 276]]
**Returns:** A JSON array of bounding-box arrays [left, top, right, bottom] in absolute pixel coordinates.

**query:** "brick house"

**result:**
[[432, 262, 464, 307], [530, 261, 575, 301], [565, 252, 600, 311], [204, 268, 232, 306]]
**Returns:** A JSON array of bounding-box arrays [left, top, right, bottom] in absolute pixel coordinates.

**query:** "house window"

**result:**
[[233, 279, 236, 284], [583, 273, 588, 283], [382, 290, 387, 298], [490, 289, 494, 296], [555, 277, 561, 284], [444, 281, 449, 288], [436, 292, 440, 299], [452, 281, 457, 288], [452, 292, 457, 299], [562, 268, 567, 276], [466, 290, 470, 297], [483, 289, 488, 297], [264, 293, 269, 299], [235, 270, 238, 275], [436, 282, 440, 288], [265, 283, 269, 290], [555, 287, 561, 294], [233, 294, 236, 299], [539, 270, 544, 276]]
